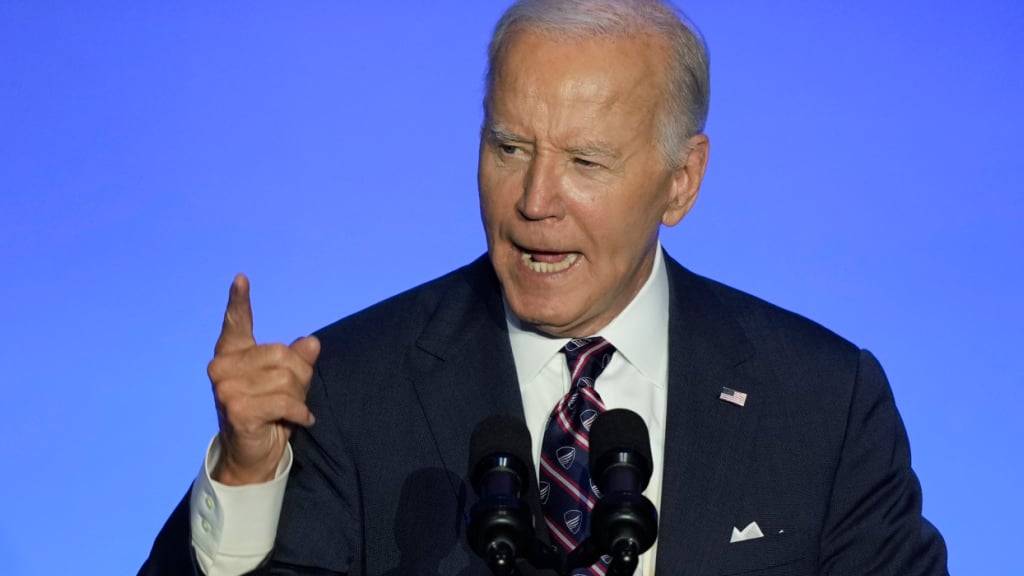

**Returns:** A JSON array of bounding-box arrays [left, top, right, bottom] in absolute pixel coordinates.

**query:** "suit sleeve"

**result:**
[[818, 349, 948, 575], [139, 369, 359, 576], [138, 491, 204, 576], [262, 367, 361, 574]]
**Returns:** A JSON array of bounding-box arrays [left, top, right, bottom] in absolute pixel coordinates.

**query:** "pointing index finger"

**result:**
[[215, 273, 256, 355]]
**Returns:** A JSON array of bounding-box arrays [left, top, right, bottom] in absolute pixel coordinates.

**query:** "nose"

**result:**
[[517, 154, 565, 221]]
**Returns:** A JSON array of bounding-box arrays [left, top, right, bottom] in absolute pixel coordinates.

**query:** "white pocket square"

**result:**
[[730, 521, 765, 543]]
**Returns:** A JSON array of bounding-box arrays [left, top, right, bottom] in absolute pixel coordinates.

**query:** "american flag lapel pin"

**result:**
[[719, 386, 748, 407]]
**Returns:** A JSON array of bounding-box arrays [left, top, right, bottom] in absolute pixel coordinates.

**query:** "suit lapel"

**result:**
[[405, 256, 525, 480], [405, 256, 554, 551], [655, 255, 764, 576]]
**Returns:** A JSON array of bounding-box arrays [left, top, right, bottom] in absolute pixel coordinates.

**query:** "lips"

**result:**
[[515, 244, 581, 274]]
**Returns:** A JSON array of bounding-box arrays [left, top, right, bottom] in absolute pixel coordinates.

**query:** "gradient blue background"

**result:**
[[1, 1, 1021, 574]]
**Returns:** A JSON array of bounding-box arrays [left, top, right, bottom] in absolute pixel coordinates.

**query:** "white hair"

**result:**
[[484, 0, 710, 168]]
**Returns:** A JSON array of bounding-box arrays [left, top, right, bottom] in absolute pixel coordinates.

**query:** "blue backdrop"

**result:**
[[1, 1, 1021, 574]]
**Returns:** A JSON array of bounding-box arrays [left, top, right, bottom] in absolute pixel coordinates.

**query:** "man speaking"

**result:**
[[141, 0, 948, 574]]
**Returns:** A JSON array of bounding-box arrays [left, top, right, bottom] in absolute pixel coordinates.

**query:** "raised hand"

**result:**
[[207, 274, 320, 485]]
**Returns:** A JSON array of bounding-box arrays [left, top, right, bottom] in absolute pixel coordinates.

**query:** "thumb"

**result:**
[[290, 335, 321, 366], [215, 273, 256, 355]]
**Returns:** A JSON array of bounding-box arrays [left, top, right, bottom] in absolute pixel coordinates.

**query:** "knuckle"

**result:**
[[213, 377, 241, 400], [277, 394, 299, 413], [264, 343, 290, 363], [207, 358, 224, 381], [276, 395, 304, 421], [297, 363, 314, 384], [264, 367, 292, 390], [209, 354, 248, 383]]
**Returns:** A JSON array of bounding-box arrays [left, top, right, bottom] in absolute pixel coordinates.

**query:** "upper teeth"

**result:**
[[521, 251, 579, 273]]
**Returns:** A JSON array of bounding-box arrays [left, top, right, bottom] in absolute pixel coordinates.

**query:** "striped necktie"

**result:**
[[539, 337, 616, 575]]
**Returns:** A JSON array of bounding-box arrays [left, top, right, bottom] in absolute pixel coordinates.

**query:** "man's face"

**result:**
[[479, 30, 705, 337]]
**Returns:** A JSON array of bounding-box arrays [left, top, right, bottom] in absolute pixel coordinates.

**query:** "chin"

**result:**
[[506, 292, 584, 335], [493, 249, 591, 333]]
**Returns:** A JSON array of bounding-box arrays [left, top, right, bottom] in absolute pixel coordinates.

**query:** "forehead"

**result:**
[[488, 29, 667, 133]]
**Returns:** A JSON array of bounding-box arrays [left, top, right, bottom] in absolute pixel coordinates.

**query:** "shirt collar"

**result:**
[[505, 243, 670, 386]]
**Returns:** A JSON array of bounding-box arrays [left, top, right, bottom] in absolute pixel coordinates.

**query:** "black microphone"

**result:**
[[467, 415, 536, 576], [588, 409, 659, 576]]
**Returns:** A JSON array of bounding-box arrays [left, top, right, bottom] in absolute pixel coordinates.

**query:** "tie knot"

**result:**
[[562, 337, 616, 386]]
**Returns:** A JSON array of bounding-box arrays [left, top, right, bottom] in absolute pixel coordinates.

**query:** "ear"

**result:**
[[661, 134, 710, 227]]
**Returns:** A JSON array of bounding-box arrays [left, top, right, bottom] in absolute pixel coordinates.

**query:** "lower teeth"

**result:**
[[522, 252, 578, 273]]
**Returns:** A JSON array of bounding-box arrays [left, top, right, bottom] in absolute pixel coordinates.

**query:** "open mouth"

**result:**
[[517, 247, 581, 274]]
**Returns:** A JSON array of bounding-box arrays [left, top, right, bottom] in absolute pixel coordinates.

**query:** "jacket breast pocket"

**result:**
[[717, 534, 812, 576]]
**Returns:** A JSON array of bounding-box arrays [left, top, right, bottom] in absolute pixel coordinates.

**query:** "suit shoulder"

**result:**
[[311, 255, 496, 364], [696, 272, 860, 364], [314, 265, 466, 346], [678, 266, 868, 425]]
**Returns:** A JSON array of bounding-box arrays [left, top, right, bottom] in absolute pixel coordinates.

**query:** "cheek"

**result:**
[[575, 198, 661, 272], [577, 199, 646, 249], [478, 171, 504, 233], [479, 161, 522, 220]]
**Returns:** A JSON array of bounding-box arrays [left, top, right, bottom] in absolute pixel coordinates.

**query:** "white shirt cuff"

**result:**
[[190, 435, 292, 569]]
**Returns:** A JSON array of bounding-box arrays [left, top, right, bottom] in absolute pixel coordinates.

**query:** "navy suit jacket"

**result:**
[[141, 252, 947, 575]]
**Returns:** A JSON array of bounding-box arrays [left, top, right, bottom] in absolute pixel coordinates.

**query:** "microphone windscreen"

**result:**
[[468, 414, 533, 480], [590, 408, 653, 479]]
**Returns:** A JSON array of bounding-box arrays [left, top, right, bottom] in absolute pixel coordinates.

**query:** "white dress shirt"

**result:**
[[190, 437, 294, 575], [507, 245, 669, 576], [191, 245, 670, 576]]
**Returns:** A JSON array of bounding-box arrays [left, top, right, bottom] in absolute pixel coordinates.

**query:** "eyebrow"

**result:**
[[485, 124, 530, 144], [486, 123, 620, 159], [565, 140, 620, 160]]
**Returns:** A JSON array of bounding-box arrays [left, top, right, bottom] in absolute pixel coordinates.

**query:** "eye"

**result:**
[[573, 157, 602, 169], [498, 143, 520, 156]]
